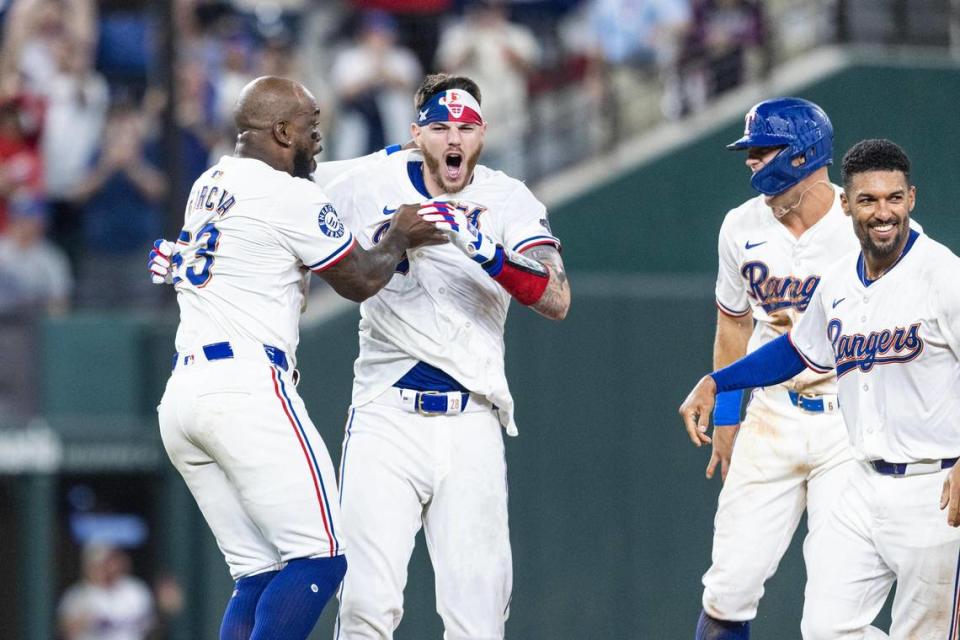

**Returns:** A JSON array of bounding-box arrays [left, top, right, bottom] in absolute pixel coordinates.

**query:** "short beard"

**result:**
[[292, 146, 314, 180], [422, 144, 482, 193], [856, 219, 909, 264]]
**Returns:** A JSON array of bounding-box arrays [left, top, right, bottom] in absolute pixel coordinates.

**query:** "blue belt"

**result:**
[[415, 391, 470, 415], [787, 390, 838, 413], [172, 341, 288, 372], [871, 457, 958, 476]]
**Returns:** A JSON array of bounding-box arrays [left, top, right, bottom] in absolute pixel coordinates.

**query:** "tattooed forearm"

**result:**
[[523, 245, 571, 320]]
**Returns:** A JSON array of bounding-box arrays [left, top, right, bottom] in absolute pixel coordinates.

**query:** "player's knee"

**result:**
[[702, 588, 760, 623], [338, 589, 403, 637]]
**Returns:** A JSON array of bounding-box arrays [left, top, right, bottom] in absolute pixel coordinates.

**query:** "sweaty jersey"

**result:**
[[790, 229, 960, 462], [324, 149, 560, 435], [715, 186, 856, 394], [172, 156, 356, 364]]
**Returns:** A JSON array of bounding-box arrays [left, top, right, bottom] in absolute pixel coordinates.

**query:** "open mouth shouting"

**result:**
[[444, 151, 464, 183]]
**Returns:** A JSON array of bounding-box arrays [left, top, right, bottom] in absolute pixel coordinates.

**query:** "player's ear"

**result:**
[[840, 190, 851, 217], [907, 185, 917, 212], [273, 120, 292, 148], [411, 123, 421, 145]]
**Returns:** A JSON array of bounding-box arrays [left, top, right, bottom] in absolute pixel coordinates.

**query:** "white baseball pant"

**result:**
[[801, 461, 960, 639], [159, 352, 344, 580], [334, 388, 511, 640], [702, 386, 853, 621]]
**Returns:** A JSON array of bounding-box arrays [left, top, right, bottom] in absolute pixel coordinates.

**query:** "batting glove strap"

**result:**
[[489, 247, 549, 306]]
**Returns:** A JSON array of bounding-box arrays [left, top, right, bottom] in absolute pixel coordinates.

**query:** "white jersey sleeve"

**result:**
[[788, 280, 835, 373], [498, 182, 560, 253], [715, 212, 750, 317], [275, 184, 356, 272]]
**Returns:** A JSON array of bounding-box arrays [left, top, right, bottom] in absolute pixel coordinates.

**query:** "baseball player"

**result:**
[[322, 73, 570, 639], [156, 76, 445, 640], [680, 138, 960, 638], [695, 98, 856, 640]]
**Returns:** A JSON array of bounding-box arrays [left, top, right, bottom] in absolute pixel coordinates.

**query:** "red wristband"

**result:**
[[491, 250, 549, 305]]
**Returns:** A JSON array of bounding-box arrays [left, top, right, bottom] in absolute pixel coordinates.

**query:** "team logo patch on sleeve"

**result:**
[[318, 203, 345, 238]]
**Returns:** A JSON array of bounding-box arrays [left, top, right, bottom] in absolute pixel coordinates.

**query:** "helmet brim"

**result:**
[[726, 133, 793, 150]]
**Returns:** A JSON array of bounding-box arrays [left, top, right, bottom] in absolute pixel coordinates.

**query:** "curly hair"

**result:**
[[841, 139, 911, 188], [413, 74, 482, 111]]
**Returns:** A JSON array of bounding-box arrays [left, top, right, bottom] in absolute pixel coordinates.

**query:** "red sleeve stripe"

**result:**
[[513, 235, 561, 254], [716, 300, 751, 318], [787, 331, 834, 373], [310, 235, 356, 272]]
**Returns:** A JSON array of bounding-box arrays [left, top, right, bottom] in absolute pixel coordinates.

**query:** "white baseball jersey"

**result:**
[[324, 148, 560, 435], [790, 229, 960, 462], [715, 186, 858, 394], [312, 149, 390, 190], [172, 155, 356, 363]]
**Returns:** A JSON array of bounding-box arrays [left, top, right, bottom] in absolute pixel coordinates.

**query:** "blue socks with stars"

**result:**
[[219, 556, 347, 640], [696, 609, 751, 640]]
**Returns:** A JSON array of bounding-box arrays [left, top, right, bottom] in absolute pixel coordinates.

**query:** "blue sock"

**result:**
[[696, 609, 751, 640], [220, 570, 278, 640], [250, 555, 347, 640]]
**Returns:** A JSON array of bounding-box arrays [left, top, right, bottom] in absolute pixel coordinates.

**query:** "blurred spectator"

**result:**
[[436, 0, 540, 177], [58, 544, 154, 640], [95, 6, 153, 92], [675, 0, 768, 114], [212, 34, 257, 133], [330, 10, 421, 158], [0, 199, 70, 422], [38, 33, 109, 265], [0, 201, 72, 316], [70, 101, 167, 308], [0, 96, 44, 234], [0, 0, 97, 97], [349, 0, 453, 73], [570, 0, 690, 135]]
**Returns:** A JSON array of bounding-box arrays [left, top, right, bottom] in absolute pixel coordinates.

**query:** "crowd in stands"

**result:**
[[0, 0, 943, 322]]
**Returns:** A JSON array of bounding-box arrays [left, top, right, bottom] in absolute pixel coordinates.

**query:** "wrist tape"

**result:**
[[482, 245, 549, 305]]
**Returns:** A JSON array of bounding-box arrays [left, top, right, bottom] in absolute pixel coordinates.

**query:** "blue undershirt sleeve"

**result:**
[[710, 334, 807, 392]]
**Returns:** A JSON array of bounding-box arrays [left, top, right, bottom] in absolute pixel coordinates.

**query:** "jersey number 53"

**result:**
[[172, 222, 221, 287]]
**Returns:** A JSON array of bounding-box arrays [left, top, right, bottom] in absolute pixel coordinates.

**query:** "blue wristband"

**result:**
[[481, 245, 505, 276], [712, 390, 743, 426]]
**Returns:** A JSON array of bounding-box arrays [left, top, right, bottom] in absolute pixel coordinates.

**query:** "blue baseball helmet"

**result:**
[[727, 97, 833, 196]]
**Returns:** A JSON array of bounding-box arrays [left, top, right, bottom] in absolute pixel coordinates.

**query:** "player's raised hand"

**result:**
[[388, 204, 449, 249], [678, 375, 717, 447], [418, 201, 498, 265], [148, 239, 177, 285], [706, 425, 738, 481], [940, 462, 960, 527]]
